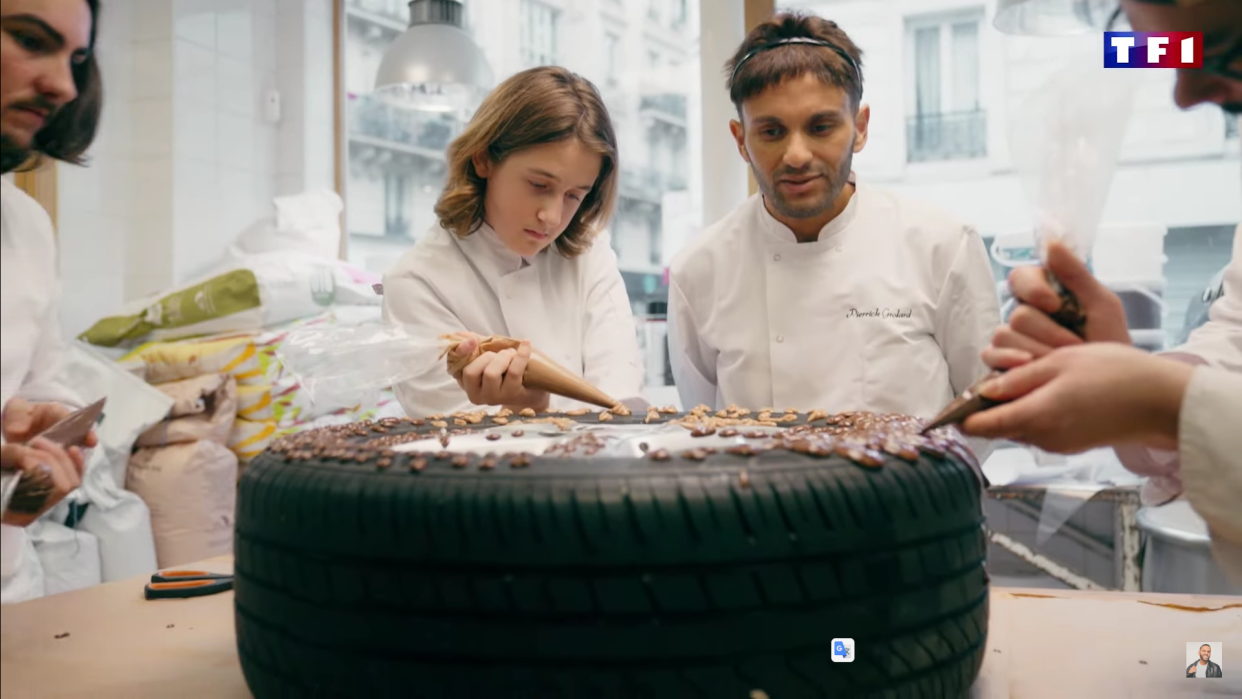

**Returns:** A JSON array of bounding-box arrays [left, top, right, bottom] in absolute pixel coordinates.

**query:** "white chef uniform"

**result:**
[[1116, 225, 1242, 504], [1, 177, 81, 603], [382, 222, 645, 418], [1178, 366, 1242, 584], [668, 182, 1001, 426]]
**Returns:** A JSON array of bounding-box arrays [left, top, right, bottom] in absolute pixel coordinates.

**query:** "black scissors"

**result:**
[[144, 569, 234, 600]]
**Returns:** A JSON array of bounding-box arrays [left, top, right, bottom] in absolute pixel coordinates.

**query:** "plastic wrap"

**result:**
[[1005, 61, 1137, 540], [1009, 63, 1135, 264], [274, 324, 444, 411]]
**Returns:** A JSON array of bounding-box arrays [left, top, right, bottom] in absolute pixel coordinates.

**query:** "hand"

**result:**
[[1, 437, 86, 527], [988, 240, 1132, 365], [2, 398, 99, 448], [452, 339, 550, 411], [961, 344, 1193, 454]]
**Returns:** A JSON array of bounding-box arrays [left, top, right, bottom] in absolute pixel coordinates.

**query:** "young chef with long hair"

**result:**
[[1, 0, 103, 601], [382, 66, 644, 417]]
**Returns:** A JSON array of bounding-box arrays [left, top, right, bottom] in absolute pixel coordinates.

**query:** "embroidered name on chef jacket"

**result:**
[[847, 307, 913, 319]]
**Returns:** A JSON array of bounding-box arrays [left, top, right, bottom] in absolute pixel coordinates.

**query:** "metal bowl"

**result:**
[[1137, 500, 1242, 595]]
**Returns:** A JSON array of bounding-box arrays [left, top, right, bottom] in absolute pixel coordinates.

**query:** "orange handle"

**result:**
[[150, 580, 215, 590]]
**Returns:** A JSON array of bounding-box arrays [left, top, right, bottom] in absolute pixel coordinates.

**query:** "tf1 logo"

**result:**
[[1105, 32, 1203, 69]]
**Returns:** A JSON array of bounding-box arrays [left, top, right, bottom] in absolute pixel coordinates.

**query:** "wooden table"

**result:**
[[3, 556, 1240, 698]]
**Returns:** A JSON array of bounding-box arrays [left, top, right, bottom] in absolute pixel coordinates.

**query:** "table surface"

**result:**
[[3, 556, 1240, 698]]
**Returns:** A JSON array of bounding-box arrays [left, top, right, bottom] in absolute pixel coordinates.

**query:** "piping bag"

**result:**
[[440, 332, 623, 410], [1, 398, 106, 519], [923, 62, 1135, 435]]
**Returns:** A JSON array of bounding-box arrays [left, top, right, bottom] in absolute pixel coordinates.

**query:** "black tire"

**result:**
[[235, 421, 988, 698]]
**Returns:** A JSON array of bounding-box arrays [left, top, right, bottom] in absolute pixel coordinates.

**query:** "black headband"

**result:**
[[729, 37, 863, 90]]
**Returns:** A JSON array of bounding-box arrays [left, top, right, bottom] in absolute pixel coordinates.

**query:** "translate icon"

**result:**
[[831, 638, 855, 663]]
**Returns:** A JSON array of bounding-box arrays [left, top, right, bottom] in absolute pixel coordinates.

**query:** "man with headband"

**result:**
[[1, 0, 102, 601], [963, 0, 1241, 580], [667, 12, 1000, 438]]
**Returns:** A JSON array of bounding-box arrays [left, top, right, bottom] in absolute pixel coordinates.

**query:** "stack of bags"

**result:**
[[121, 340, 246, 568]]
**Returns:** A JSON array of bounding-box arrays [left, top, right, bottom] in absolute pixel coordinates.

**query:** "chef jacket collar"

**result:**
[[757, 174, 861, 248], [458, 221, 535, 277]]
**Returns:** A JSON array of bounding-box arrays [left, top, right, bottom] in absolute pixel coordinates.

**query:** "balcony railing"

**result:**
[[620, 167, 688, 200], [640, 94, 687, 121], [348, 94, 461, 152], [906, 110, 987, 163]]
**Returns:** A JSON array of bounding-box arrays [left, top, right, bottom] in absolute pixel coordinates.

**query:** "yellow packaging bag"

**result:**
[[229, 418, 278, 463], [122, 336, 267, 386], [236, 384, 275, 421]]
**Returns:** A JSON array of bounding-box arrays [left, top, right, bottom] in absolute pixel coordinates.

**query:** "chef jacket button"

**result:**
[[776, 335, 785, 343], [835, 245, 844, 252], [773, 253, 781, 262]]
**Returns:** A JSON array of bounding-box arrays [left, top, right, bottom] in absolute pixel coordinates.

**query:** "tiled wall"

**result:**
[[55, 0, 335, 337]]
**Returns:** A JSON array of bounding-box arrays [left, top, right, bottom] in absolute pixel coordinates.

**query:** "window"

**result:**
[[604, 32, 621, 87], [520, 0, 560, 68], [906, 15, 986, 162], [775, 0, 1236, 363], [340, 0, 703, 390]]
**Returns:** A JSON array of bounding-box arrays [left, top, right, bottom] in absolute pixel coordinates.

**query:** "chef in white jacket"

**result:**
[[383, 66, 644, 418], [965, 0, 1242, 580], [1, 0, 103, 601], [669, 13, 1000, 424]]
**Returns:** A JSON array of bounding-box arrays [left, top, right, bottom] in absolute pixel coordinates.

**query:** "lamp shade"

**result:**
[[993, 0, 1118, 36], [374, 0, 494, 112]]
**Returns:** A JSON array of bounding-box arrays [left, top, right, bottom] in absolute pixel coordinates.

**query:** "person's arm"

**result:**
[[1176, 367, 1242, 584], [1174, 226, 1242, 373], [933, 227, 1003, 399], [579, 235, 647, 410], [381, 268, 476, 419], [1113, 229, 1240, 493], [11, 210, 81, 412], [667, 272, 717, 411]]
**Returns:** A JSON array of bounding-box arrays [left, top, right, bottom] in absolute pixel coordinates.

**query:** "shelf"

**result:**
[[345, 4, 407, 33], [348, 133, 447, 161]]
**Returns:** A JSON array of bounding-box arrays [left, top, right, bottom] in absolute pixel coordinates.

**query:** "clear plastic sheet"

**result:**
[[274, 323, 444, 411], [1005, 60, 1137, 540]]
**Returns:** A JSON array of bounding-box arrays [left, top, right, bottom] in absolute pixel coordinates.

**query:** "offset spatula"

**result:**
[[922, 271, 1087, 434]]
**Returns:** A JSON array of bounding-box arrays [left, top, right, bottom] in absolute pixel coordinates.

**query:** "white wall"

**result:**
[[55, 0, 336, 338]]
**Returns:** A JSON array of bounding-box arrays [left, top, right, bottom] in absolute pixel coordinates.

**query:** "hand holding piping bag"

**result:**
[[440, 332, 622, 411]]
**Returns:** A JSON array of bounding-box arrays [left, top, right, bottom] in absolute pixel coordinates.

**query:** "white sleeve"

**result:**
[[933, 226, 1002, 398], [13, 201, 80, 409], [667, 271, 718, 411], [381, 266, 475, 419], [1175, 225, 1242, 373], [933, 227, 1002, 462], [1177, 367, 1242, 584], [580, 238, 646, 409]]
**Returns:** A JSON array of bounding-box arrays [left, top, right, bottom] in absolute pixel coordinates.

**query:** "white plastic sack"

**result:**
[[57, 342, 172, 581], [79, 254, 380, 349], [225, 189, 345, 262], [1, 525, 45, 604], [28, 520, 101, 597]]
